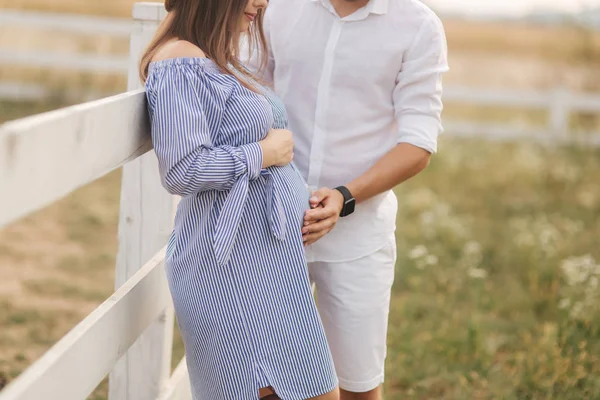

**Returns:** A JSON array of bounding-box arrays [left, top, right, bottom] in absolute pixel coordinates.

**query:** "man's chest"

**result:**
[[269, 4, 406, 89]]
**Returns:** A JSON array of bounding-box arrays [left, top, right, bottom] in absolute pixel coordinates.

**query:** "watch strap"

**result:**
[[334, 186, 353, 202], [334, 186, 355, 217]]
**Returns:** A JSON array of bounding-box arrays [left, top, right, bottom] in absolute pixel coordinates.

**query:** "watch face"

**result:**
[[347, 199, 356, 215], [342, 198, 356, 217]]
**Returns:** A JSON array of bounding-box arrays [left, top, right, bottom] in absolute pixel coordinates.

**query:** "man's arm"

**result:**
[[302, 145, 431, 245], [303, 16, 449, 245]]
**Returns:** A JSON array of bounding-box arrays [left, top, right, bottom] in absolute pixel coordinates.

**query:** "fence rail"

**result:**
[[445, 86, 600, 112], [0, 9, 131, 35], [0, 249, 171, 399], [0, 3, 188, 400], [442, 86, 600, 143], [2, 9, 600, 145], [1, 3, 600, 400], [0, 49, 128, 74], [0, 90, 150, 229], [7, 83, 599, 145], [0, 9, 130, 74]]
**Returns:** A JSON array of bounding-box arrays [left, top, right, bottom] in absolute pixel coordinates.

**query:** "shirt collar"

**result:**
[[309, 0, 389, 17]]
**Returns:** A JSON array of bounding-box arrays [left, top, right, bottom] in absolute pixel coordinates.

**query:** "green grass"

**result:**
[[2, 101, 600, 398], [386, 140, 600, 399]]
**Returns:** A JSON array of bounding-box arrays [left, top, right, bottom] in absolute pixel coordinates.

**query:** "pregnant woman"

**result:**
[[139, 0, 339, 399]]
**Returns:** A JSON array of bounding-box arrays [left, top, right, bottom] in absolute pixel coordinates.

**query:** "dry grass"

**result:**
[[2, 99, 600, 399], [0, 100, 183, 397], [0, 169, 120, 390], [2, 122, 600, 398], [444, 18, 600, 66], [2, 3, 600, 94], [1, 2, 600, 399], [0, 0, 140, 17], [386, 140, 600, 399], [443, 19, 600, 92], [0, 162, 184, 397]]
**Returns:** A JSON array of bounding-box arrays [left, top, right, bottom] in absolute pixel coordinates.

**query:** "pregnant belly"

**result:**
[[268, 164, 310, 226], [234, 164, 309, 248]]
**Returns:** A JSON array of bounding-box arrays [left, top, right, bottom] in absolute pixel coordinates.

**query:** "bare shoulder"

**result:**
[[152, 40, 206, 62]]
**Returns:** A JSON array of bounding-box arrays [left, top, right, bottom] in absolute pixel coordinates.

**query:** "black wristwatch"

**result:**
[[334, 186, 356, 217]]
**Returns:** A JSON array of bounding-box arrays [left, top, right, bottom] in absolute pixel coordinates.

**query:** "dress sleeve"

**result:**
[[148, 65, 263, 197]]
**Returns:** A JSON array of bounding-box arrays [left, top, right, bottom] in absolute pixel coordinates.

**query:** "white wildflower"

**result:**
[[409, 245, 428, 260], [464, 241, 482, 256], [558, 298, 571, 310], [539, 227, 559, 252], [468, 268, 488, 279], [425, 254, 438, 266], [449, 219, 468, 237], [461, 241, 483, 270], [561, 255, 597, 286], [419, 211, 435, 227], [570, 301, 584, 319], [405, 188, 438, 211]]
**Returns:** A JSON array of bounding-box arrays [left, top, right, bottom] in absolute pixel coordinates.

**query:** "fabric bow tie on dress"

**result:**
[[213, 169, 287, 266]]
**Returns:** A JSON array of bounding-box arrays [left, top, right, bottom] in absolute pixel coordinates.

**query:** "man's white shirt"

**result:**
[[245, 0, 449, 262]]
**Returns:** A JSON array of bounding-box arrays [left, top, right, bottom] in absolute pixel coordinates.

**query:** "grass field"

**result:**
[[2, 1, 600, 398], [2, 102, 600, 398], [2, 1, 600, 95], [3, 0, 600, 65], [388, 142, 600, 399]]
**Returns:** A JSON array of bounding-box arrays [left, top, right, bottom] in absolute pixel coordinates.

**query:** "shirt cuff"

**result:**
[[396, 114, 441, 154], [239, 142, 264, 180]]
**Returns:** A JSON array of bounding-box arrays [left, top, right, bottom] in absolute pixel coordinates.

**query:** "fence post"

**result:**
[[550, 87, 570, 140], [109, 3, 174, 400]]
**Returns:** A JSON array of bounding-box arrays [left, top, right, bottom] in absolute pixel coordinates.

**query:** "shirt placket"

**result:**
[[306, 18, 343, 190]]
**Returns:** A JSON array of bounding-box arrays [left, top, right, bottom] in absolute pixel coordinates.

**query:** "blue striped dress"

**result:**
[[145, 57, 338, 400]]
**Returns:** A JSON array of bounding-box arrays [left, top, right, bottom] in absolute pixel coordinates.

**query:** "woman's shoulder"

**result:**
[[148, 40, 214, 74], [152, 40, 206, 62], [146, 41, 234, 95]]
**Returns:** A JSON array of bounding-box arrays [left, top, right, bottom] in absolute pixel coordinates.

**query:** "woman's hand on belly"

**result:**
[[259, 129, 294, 168]]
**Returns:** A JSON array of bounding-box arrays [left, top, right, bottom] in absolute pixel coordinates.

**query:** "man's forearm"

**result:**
[[302, 143, 432, 244], [346, 143, 431, 203]]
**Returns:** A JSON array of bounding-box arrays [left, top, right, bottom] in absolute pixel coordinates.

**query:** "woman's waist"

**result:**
[[175, 169, 309, 214]]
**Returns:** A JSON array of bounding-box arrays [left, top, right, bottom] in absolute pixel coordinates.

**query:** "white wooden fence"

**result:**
[[0, 3, 191, 400], [1, 3, 600, 400], [2, 9, 600, 144], [0, 9, 131, 76], [443, 86, 600, 145]]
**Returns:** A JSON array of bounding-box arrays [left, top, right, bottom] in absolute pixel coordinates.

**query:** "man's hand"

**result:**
[[302, 188, 345, 246]]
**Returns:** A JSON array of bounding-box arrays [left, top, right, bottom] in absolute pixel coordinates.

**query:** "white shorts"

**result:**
[[308, 234, 397, 393]]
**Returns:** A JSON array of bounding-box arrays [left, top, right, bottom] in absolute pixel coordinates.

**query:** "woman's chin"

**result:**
[[239, 22, 251, 33]]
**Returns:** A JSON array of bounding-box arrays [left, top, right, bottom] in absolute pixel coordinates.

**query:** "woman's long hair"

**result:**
[[139, 0, 268, 86]]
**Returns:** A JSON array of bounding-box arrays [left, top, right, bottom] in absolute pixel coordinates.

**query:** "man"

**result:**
[[247, 0, 448, 398]]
